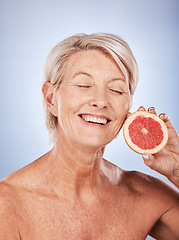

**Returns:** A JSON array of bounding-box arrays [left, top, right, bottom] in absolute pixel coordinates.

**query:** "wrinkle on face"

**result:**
[[53, 50, 132, 148]]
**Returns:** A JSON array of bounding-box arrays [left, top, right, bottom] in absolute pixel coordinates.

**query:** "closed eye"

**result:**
[[77, 85, 92, 88], [110, 89, 123, 95]]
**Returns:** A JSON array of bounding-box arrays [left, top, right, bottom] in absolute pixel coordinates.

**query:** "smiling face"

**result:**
[[54, 50, 132, 149]]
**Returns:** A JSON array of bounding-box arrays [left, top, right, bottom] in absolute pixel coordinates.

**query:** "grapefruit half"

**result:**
[[123, 111, 168, 154]]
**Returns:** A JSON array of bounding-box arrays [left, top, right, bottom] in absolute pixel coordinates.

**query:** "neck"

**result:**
[[46, 135, 105, 202]]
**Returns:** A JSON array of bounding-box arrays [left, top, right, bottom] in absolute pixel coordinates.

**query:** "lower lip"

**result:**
[[79, 116, 110, 128]]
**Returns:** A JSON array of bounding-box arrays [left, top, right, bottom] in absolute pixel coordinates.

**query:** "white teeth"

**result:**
[[82, 115, 107, 125]]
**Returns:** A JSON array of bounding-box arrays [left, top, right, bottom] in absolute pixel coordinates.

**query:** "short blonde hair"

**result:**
[[42, 33, 139, 142]]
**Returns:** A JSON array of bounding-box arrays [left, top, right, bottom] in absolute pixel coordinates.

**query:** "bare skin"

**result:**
[[0, 50, 179, 240]]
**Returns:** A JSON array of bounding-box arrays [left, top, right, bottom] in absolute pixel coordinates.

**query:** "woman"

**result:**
[[0, 33, 179, 239]]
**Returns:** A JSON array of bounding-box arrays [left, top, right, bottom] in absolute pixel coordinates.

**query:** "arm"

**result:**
[[138, 107, 179, 238], [149, 200, 179, 240], [0, 216, 21, 240], [0, 182, 21, 240], [140, 107, 179, 188]]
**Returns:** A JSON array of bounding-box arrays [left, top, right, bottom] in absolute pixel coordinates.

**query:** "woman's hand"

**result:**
[[138, 106, 179, 188]]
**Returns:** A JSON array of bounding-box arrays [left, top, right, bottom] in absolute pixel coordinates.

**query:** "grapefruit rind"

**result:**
[[123, 111, 168, 154]]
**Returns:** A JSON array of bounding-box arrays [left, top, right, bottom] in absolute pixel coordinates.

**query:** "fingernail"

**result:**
[[159, 113, 168, 120], [159, 113, 164, 119], [142, 155, 150, 160], [138, 106, 145, 111], [148, 107, 154, 111]]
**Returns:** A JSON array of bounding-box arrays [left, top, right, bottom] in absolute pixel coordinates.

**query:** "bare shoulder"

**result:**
[[0, 166, 30, 217], [0, 180, 16, 209], [121, 169, 178, 199], [0, 153, 49, 239], [120, 168, 178, 208], [103, 158, 178, 208], [0, 152, 48, 209], [1, 151, 49, 188], [121, 169, 179, 239]]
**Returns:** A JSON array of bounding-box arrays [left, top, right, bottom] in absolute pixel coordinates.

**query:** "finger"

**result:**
[[159, 113, 173, 129], [159, 113, 169, 123], [138, 106, 146, 111], [142, 154, 168, 177], [142, 154, 156, 169], [148, 107, 157, 114], [159, 113, 178, 136]]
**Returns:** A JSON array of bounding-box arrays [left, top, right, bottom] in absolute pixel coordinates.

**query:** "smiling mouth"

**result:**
[[79, 114, 111, 125]]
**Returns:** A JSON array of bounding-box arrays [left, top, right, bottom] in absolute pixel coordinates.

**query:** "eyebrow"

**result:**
[[72, 71, 126, 82], [72, 71, 92, 79], [110, 77, 126, 83]]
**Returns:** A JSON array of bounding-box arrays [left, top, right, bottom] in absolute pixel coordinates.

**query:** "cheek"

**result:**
[[56, 88, 85, 124], [124, 96, 132, 112], [112, 98, 132, 135], [114, 96, 132, 117]]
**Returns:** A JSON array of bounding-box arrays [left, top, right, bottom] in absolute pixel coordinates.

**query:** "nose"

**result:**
[[89, 88, 108, 109]]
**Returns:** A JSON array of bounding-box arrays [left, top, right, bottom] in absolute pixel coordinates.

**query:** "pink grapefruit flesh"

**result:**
[[123, 111, 168, 154]]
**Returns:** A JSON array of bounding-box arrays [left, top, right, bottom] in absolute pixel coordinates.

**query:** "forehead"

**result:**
[[65, 50, 126, 79]]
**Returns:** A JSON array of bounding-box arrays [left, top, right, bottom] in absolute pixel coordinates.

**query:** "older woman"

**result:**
[[0, 33, 179, 240]]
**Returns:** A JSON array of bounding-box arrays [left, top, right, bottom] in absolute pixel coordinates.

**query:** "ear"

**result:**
[[42, 82, 58, 117]]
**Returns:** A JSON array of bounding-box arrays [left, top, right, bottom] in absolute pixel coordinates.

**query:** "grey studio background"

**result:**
[[0, 1, 179, 239]]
